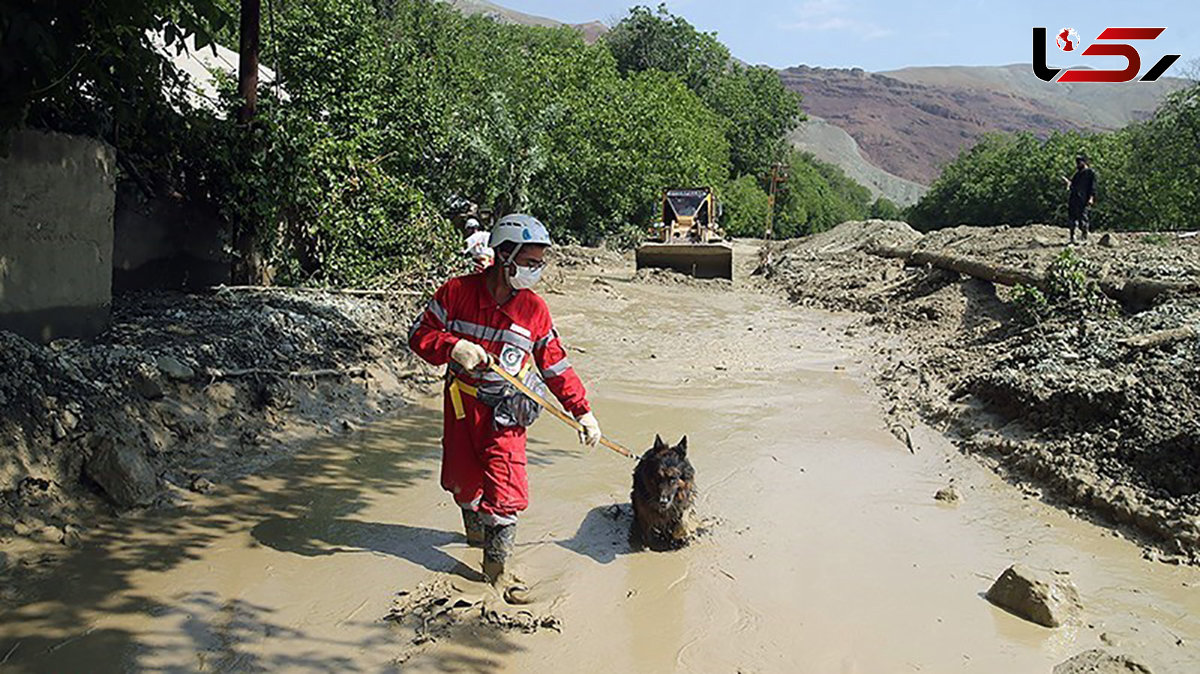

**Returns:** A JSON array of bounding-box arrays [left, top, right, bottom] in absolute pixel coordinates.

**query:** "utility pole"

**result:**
[[764, 163, 787, 240], [234, 0, 262, 284], [237, 0, 261, 125]]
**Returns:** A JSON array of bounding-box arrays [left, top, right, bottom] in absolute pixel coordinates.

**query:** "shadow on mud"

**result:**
[[0, 404, 524, 672], [251, 516, 484, 582], [555, 504, 636, 564]]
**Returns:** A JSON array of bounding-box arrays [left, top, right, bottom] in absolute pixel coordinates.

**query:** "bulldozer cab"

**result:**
[[636, 187, 733, 279], [659, 188, 719, 243]]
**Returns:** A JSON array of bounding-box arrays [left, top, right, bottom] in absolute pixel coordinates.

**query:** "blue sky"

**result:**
[[497, 0, 1197, 72]]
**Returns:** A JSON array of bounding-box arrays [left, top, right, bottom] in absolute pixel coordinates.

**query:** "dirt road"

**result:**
[[1, 242, 1197, 672]]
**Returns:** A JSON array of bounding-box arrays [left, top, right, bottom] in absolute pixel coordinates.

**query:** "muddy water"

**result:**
[[3, 248, 1199, 673]]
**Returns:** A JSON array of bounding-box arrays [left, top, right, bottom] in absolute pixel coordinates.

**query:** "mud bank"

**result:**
[[0, 287, 438, 563], [2, 245, 1198, 673], [763, 221, 1200, 562]]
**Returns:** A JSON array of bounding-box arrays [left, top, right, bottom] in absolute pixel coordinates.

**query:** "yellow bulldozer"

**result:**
[[635, 187, 733, 279]]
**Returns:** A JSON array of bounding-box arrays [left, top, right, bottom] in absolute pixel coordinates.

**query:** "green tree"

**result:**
[[604, 5, 803, 177], [774, 150, 870, 236], [705, 64, 805, 176], [603, 4, 730, 93], [1, 0, 232, 131], [907, 129, 1155, 232], [721, 175, 770, 237], [1125, 83, 1200, 230]]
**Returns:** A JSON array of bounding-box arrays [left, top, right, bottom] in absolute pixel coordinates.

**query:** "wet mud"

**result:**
[[1, 242, 1198, 672]]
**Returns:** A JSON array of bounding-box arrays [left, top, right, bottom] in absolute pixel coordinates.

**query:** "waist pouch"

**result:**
[[475, 345, 546, 428]]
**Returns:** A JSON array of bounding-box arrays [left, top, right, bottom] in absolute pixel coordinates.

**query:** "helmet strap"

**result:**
[[504, 243, 524, 267]]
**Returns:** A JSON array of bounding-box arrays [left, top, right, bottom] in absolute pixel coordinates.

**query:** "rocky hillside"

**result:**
[[787, 115, 928, 206], [883, 64, 1188, 130], [781, 65, 1189, 187], [445, 0, 608, 42]]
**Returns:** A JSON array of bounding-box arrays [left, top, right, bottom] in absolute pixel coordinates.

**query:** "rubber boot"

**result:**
[[462, 509, 484, 548], [482, 523, 532, 604]]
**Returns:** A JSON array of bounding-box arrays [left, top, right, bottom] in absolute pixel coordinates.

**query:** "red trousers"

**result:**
[[441, 383, 528, 525]]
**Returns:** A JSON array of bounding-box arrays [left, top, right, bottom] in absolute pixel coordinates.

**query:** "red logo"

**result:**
[[1033, 27, 1180, 83], [1056, 28, 1080, 52]]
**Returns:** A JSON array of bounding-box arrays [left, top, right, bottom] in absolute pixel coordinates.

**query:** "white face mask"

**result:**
[[508, 264, 543, 290]]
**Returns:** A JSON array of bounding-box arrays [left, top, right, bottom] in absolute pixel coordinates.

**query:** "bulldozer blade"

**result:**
[[635, 242, 733, 280]]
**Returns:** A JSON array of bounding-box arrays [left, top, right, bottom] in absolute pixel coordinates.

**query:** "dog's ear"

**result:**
[[653, 434, 666, 450], [675, 435, 687, 457]]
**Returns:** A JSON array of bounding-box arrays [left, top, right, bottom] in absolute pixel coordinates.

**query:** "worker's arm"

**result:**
[[532, 323, 590, 418], [407, 284, 460, 366], [1088, 170, 1097, 204]]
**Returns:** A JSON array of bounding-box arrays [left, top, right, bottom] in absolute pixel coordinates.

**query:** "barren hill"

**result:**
[[781, 65, 1088, 185], [787, 116, 927, 206], [782, 64, 1189, 186], [445, 0, 608, 42], [883, 64, 1188, 130]]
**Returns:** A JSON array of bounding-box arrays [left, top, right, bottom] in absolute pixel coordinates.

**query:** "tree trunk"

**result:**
[[237, 0, 260, 126], [867, 244, 1200, 311], [233, 0, 262, 284]]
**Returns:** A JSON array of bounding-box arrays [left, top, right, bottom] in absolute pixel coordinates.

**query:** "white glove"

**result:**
[[576, 411, 601, 448], [451, 339, 490, 371]]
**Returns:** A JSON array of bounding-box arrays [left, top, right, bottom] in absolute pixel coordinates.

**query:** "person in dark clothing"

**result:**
[[1061, 153, 1097, 244]]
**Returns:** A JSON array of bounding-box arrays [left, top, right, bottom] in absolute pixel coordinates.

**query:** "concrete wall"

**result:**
[[0, 129, 116, 343]]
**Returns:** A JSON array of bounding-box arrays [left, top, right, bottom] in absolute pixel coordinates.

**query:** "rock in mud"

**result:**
[[934, 485, 960, 504], [132, 362, 166, 399], [86, 436, 159, 508], [985, 564, 1081, 627], [1053, 649, 1153, 674], [189, 476, 215, 494], [62, 524, 84, 548], [155, 355, 194, 382]]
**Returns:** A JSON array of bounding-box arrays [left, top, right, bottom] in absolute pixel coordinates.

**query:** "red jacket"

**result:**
[[407, 273, 591, 417]]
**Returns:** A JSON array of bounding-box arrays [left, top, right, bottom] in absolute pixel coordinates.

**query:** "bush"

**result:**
[[1011, 248, 1105, 324], [870, 197, 903, 220], [15, 0, 825, 284]]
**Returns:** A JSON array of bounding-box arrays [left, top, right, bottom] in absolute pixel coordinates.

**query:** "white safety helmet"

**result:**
[[488, 213, 552, 251], [464, 217, 481, 232]]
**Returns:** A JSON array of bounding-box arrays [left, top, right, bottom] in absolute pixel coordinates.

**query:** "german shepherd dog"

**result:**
[[631, 435, 695, 550]]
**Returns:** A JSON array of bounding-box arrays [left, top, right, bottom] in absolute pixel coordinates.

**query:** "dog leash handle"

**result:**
[[486, 361, 639, 460]]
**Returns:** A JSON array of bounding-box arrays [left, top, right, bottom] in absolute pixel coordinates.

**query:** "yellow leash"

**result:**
[[485, 360, 639, 461]]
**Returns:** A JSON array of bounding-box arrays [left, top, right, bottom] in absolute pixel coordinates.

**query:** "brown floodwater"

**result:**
[[2, 248, 1198, 673]]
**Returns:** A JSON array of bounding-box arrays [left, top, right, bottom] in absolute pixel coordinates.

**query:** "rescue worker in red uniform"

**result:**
[[407, 214, 602, 603]]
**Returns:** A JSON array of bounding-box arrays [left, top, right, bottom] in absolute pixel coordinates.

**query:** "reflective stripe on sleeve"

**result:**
[[540, 357, 572, 379], [428, 299, 447, 325], [534, 327, 559, 350]]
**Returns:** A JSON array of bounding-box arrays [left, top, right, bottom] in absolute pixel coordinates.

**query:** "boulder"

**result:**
[[985, 563, 1080, 627], [132, 362, 165, 399], [155, 355, 194, 382], [86, 436, 159, 508], [189, 476, 215, 494], [1053, 649, 1152, 674], [934, 485, 960, 503]]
